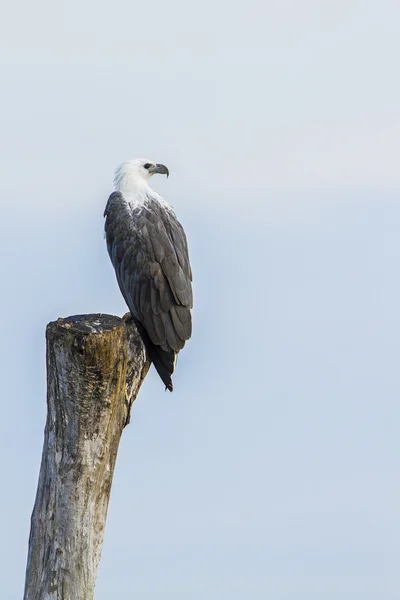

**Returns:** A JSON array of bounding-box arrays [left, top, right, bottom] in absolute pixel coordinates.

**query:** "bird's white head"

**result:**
[[114, 158, 169, 196]]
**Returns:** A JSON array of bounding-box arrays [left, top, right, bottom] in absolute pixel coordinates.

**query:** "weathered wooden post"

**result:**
[[24, 314, 150, 600]]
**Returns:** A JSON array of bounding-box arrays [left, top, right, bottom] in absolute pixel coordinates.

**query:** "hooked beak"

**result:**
[[149, 163, 169, 178]]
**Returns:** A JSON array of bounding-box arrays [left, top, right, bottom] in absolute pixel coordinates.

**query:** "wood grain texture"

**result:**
[[24, 314, 150, 600]]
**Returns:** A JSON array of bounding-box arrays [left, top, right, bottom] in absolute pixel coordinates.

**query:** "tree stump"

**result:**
[[24, 314, 150, 600]]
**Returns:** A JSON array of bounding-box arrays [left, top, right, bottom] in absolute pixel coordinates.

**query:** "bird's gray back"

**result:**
[[104, 191, 192, 353]]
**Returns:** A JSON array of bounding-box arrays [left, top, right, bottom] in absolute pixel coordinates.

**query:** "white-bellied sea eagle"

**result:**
[[104, 158, 193, 391]]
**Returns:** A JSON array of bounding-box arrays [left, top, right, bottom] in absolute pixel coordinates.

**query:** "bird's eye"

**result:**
[[143, 163, 151, 169]]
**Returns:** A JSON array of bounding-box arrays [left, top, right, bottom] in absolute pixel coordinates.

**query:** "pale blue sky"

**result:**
[[0, 1, 398, 598]]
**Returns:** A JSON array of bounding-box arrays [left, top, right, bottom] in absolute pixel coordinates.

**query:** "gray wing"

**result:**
[[104, 192, 192, 353]]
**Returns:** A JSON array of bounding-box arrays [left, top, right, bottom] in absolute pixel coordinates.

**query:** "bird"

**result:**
[[104, 158, 193, 391]]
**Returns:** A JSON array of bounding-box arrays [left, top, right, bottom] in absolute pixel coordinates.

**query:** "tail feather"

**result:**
[[133, 317, 175, 391]]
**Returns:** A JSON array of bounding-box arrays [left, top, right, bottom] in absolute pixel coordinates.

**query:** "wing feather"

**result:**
[[170, 306, 192, 340]]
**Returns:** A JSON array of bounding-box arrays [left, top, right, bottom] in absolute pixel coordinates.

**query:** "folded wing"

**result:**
[[104, 192, 193, 355]]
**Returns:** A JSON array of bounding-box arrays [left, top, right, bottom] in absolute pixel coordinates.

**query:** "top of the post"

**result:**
[[47, 314, 125, 337]]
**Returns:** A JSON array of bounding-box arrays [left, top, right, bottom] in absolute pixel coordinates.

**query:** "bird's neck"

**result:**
[[116, 176, 152, 204], [115, 175, 172, 211]]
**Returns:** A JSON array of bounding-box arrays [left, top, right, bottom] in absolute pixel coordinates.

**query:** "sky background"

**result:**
[[0, 0, 398, 598]]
